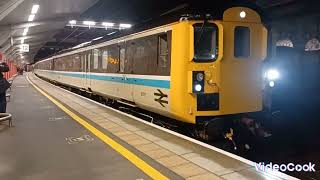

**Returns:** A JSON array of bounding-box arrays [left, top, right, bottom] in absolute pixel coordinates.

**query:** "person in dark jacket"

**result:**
[[0, 62, 10, 113], [0, 72, 7, 113]]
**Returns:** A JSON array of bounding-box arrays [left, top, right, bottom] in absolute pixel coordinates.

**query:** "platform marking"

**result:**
[[27, 76, 169, 180], [48, 116, 69, 122], [39, 105, 55, 110], [65, 135, 94, 144]]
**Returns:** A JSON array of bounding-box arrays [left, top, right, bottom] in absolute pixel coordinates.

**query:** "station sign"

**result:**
[[20, 44, 29, 52]]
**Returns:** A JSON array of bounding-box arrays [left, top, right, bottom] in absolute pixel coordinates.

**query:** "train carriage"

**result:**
[[34, 6, 268, 142]]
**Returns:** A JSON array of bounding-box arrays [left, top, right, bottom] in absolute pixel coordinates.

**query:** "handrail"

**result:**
[[0, 113, 12, 127]]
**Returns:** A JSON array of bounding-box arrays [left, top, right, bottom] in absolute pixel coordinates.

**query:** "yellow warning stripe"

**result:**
[[27, 76, 169, 180]]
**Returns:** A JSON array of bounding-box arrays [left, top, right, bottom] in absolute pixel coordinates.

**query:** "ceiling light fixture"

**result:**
[[22, 28, 29, 36], [107, 31, 117, 35], [102, 22, 114, 27], [92, 37, 103, 41], [28, 14, 35, 21], [119, 23, 132, 28], [31, 4, 40, 14], [83, 21, 96, 26], [69, 20, 77, 24]]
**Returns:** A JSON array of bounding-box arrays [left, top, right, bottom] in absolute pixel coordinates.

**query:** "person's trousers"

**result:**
[[0, 101, 6, 113]]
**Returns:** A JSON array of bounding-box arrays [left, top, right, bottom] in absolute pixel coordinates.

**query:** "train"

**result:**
[[34, 6, 269, 148]]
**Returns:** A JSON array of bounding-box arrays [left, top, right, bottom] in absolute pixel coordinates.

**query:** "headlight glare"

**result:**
[[266, 69, 280, 80]]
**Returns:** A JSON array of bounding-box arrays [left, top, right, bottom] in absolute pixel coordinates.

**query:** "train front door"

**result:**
[[220, 22, 267, 114]]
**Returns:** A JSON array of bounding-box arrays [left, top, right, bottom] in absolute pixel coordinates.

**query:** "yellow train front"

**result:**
[[34, 7, 268, 145], [169, 7, 267, 127]]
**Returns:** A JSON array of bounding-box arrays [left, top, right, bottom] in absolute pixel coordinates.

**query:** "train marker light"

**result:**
[[195, 84, 202, 92], [240, 11, 246, 18], [196, 72, 204, 81]]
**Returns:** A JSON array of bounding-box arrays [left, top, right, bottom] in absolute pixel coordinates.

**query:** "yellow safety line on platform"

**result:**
[[26, 75, 169, 180]]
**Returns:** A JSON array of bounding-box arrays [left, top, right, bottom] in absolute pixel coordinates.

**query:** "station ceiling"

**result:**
[[0, 0, 319, 64]]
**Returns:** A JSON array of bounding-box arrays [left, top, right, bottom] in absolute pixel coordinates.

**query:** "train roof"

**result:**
[[35, 0, 266, 64]]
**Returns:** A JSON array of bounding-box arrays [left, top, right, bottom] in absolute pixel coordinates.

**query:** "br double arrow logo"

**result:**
[[154, 89, 168, 107]]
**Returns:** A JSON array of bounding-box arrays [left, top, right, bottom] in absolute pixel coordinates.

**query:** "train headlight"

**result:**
[[196, 72, 204, 81], [195, 84, 202, 92], [269, 81, 275, 87], [192, 71, 204, 93], [266, 69, 280, 80]]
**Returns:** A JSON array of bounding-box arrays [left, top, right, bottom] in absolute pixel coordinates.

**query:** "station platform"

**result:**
[[0, 73, 298, 180]]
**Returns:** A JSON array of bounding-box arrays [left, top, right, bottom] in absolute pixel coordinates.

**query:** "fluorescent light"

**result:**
[[102, 22, 114, 27], [69, 20, 77, 24], [22, 28, 29, 36], [119, 23, 132, 28], [28, 14, 35, 22], [107, 31, 116, 35], [31, 4, 40, 14], [83, 21, 96, 26], [21, 39, 24, 44], [92, 36, 103, 41]]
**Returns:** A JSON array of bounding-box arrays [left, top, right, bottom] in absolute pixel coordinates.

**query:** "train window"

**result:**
[[132, 35, 158, 75], [103, 45, 119, 73], [93, 49, 99, 69], [102, 50, 108, 69], [193, 23, 218, 62], [87, 53, 91, 71], [158, 34, 168, 68], [120, 48, 125, 73], [234, 26, 250, 58], [80, 55, 84, 71], [74, 55, 81, 72]]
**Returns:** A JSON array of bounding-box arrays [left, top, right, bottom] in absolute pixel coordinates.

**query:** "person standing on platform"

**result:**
[[0, 62, 10, 113]]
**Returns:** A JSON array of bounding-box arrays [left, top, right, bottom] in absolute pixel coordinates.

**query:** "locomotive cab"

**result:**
[[170, 7, 268, 125]]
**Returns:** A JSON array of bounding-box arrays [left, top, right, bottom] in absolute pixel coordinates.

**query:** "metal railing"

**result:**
[[0, 113, 12, 127]]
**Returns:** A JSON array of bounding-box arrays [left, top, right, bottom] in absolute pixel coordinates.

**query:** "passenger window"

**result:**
[[158, 34, 168, 68], [102, 50, 108, 69], [87, 53, 91, 71], [120, 48, 125, 73], [93, 49, 100, 69], [234, 26, 250, 58]]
